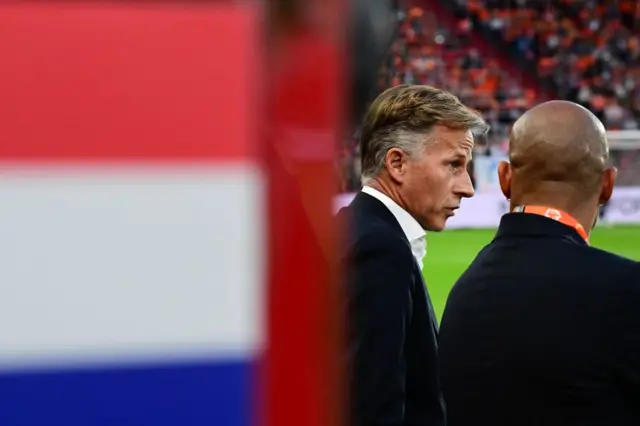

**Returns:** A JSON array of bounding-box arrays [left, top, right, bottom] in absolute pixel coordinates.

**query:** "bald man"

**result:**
[[438, 101, 640, 426]]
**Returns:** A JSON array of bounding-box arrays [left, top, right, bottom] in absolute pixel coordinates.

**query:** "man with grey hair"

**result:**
[[336, 84, 488, 426]]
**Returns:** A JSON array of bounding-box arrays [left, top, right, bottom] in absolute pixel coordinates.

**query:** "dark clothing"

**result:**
[[338, 192, 445, 426], [439, 212, 640, 426]]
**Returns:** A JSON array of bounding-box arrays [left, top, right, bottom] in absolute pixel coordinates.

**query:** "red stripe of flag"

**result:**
[[0, 3, 258, 161]]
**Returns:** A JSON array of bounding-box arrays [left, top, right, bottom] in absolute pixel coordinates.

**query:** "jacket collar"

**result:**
[[348, 191, 404, 235], [360, 186, 425, 243], [495, 212, 589, 246]]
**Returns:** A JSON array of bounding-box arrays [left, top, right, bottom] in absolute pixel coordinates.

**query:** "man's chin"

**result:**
[[418, 213, 450, 232], [423, 220, 447, 232]]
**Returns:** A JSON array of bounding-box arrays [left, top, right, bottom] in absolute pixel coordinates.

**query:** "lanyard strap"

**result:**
[[513, 205, 589, 244]]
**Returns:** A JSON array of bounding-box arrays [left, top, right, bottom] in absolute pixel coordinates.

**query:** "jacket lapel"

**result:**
[[417, 264, 439, 335]]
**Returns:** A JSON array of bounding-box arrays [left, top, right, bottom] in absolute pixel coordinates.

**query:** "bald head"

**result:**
[[499, 100, 616, 233], [509, 100, 609, 192]]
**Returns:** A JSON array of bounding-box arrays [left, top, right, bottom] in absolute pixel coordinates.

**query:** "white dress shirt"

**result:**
[[361, 186, 427, 270]]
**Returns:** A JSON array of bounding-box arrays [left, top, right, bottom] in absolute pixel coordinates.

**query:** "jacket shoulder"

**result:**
[[580, 244, 639, 278], [462, 236, 638, 284], [338, 206, 410, 257]]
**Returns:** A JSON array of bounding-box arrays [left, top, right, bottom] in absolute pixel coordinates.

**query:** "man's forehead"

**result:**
[[431, 128, 474, 150], [460, 135, 474, 152], [447, 133, 474, 155]]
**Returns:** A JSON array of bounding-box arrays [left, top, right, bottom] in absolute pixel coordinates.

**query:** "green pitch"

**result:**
[[423, 226, 640, 320]]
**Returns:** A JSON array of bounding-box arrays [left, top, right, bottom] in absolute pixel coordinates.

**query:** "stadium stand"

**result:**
[[453, 0, 640, 130], [338, 0, 640, 192], [378, 4, 535, 145]]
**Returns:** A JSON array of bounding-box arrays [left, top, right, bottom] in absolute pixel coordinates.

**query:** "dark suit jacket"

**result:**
[[439, 212, 640, 426], [338, 192, 445, 426]]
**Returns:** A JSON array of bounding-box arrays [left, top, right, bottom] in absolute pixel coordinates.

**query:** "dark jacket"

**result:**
[[338, 192, 445, 426], [439, 212, 640, 426]]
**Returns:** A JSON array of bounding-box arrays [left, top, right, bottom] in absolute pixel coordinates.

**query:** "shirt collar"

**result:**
[[361, 186, 425, 243]]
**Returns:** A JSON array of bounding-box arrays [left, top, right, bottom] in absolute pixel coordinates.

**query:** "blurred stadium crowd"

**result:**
[[338, 0, 640, 192]]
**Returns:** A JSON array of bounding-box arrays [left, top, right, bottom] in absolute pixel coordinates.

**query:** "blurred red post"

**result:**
[[263, 0, 345, 426]]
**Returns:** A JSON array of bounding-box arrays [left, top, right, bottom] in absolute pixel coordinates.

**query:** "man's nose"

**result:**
[[455, 171, 475, 198]]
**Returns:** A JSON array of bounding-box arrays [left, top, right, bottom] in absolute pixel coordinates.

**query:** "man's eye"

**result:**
[[450, 161, 462, 168]]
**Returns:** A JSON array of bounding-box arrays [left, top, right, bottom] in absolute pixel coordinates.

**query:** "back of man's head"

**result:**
[[498, 100, 617, 233]]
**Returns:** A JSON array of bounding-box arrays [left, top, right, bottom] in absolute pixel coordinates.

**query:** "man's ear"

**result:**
[[599, 167, 617, 204], [497, 161, 512, 200], [385, 147, 408, 184]]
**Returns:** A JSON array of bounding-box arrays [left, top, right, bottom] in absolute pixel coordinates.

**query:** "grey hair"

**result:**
[[359, 84, 489, 183], [360, 129, 425, 184]]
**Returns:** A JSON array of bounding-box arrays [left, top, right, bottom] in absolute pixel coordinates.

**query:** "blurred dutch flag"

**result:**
[[0, 3, 262, 425]]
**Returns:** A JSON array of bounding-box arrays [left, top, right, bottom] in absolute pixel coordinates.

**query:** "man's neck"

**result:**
[[366, 178, 407, 211], [510, 196, 598, 235]]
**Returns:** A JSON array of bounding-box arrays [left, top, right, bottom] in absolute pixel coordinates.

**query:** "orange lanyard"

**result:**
[[513, 205, 589, 244]]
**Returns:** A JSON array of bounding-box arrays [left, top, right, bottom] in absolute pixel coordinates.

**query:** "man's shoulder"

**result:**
[[581, 247, 640, 321], [459, 236, 638, 287], [339, 209, 418, 293], [596, 248, 640, 292], [337, 200, 410, 257], [343, 221, 412, 261], [574, 243, 639, 280]]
